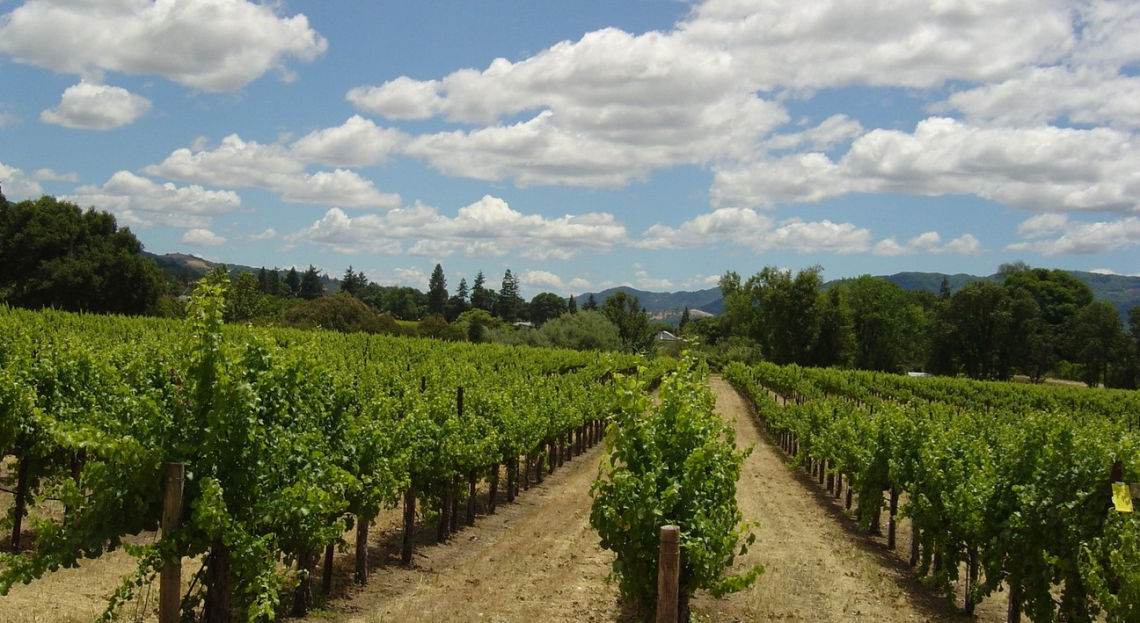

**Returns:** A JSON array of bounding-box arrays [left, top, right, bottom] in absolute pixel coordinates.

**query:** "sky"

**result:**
[[1, 0, 1138, 298]]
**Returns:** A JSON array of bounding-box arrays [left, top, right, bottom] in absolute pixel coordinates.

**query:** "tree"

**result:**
[[225, 271, 266, 322], [679, 306, 691, 331], [0, 183, 7, 208], [538, 310, 620, 351], [446, 277, 469, 321], [283, 292, 389, 334], [470, 270, 495, 312], [583, 293, 598, 311], [529, 292, 568, 326], [285, 267, 301, 297], [495, 269, 525, 322], [814, 287, 853, 368], [723, 266, 823, 366], [838, 275, 920, 372], [602, 291, 653, 353], [567, 295, 578, 314], [299, 265, 324, 300], [0, 195, 163, 315], [1070, 301, 1125, 387], [427, 263, 448, 317], [340, 266, 368, 297], [939, 281, 1018, 380]]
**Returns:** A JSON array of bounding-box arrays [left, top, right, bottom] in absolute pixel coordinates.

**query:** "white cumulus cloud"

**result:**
[[40, 82, 151, 130], [145, 134, 401, 208], [181, 228, 227, 247], [0, 0, 326, 91], [68, 170, 242, 229], [288, 195, 628, 258]]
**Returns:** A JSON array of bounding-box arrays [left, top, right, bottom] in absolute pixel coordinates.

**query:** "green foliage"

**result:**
[[529, 291, 568, 326], [299, 265, 324, 300], [283, 292, 391, 334], [427, 263, 448, 317], [0, 195, 163, 314], [590, 360, 762, 617], [602, 291, 653, 354], [537, 310, 621, 351]]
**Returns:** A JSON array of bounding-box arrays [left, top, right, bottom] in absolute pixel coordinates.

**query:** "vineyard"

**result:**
[[3, 274, 1140, 622], [0, 276, 648, 621], [724, 361, 1140, 622]]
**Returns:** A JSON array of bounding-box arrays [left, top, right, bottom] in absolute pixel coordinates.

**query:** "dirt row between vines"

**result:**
[[4, 377, 1010, 621]]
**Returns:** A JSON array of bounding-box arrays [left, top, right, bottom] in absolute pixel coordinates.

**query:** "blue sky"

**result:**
[[2, 0, 1138, 298]]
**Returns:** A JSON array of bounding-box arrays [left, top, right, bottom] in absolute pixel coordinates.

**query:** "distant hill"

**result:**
[[577, 270, 1140, 324], [575, 286, 723, 325], [144, 252, 340, 295]]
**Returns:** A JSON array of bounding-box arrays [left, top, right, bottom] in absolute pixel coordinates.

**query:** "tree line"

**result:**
[[698, 264, 1139, 388], [0, 193, 662, 353]]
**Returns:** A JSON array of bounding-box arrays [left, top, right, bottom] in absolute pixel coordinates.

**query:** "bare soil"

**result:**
[[3, 377, 1015, 622]]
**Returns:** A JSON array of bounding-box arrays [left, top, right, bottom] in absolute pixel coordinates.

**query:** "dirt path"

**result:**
[[694, 375, 1007, 622], [312, 446, 622, 623]]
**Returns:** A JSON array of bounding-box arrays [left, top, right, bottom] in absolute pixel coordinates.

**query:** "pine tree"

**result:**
[[583, 293, 598, 311], [568, 295, 578, 314], [680, 306, 691, 329], [471, 270, 495, 312], [496, 269, 524, 322], [286, 267, 301, 297], [427, 263, 448, 317], [299, 265, 324, 300], [341, 266, 368, 297]]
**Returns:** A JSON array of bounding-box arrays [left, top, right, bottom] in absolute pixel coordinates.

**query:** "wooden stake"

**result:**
[[160, 462, 184, 623], [656, 525, 681, 623]]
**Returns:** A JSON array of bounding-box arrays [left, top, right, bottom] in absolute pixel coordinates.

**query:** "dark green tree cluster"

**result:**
[[0, 195, 164, 315], [711, 262, 1138, 387]]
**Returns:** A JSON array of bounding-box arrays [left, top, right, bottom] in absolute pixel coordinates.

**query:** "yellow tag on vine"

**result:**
[[1113, 483, 1133, 513]]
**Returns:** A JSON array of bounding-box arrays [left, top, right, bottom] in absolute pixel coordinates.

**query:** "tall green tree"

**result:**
[[495, 269, 525, 322], [529, 292, 568, 326], [839, 275, 921, 372], [0, 195, 163, 315], [567, 294, 578, 314], [602, 291, 653, 353], [446, 277, 469, 321], [724, 266, 823, 366], [583, 293, 598, 311], [340, 266, 368, 297], [427, 263, 448, 317], [299, 265, 324, 300], [1070, 300, 1125, 387], [285, 267, 301, 297], [939, 281, 1019, 380], [470, 270, 495, 312]]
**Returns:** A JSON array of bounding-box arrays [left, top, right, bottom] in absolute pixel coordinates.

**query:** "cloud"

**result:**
[[30, 168, 78, 182], [678, 0, 1074, 91], [873, 232, 982, 256], [355, 27, 787, 187], [288, 195, 628, 258], [633, 265, 674, 291], [181, 228, 227, 247], [249, 228, 277, 241], [519, 269, 569, 292], [68, 170, 242, 229], [1006, 216, 1140, 256], [636, 206, 874, 254], [291, 115, 407, 167], [935, 67, 1140, 129], [0, 110, 18, 128], [0, 161, 45, 198], [713, 117, 1140, 213], [40, 82, 151, 130], [0, 0, 326, 91], [145, 134, 401, 208]]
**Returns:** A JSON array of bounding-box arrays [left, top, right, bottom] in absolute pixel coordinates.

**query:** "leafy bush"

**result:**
[[590, 358, 762, 619]]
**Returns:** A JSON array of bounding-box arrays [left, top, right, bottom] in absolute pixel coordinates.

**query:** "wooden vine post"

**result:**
[[160, 461, 185, 623], [656, 525, 681, 623]]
